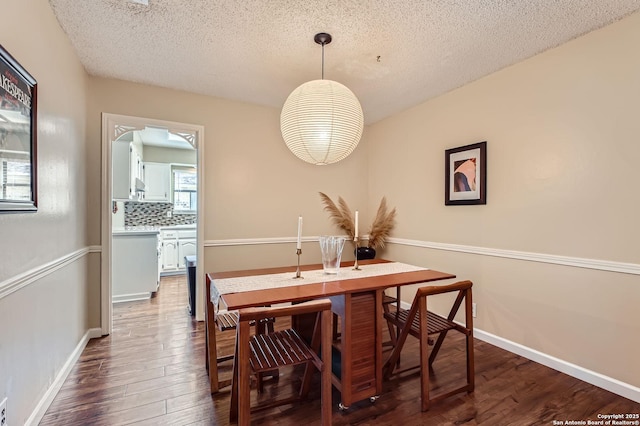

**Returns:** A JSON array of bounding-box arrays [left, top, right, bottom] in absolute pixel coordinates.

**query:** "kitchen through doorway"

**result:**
[[101, 113, 205, 336]]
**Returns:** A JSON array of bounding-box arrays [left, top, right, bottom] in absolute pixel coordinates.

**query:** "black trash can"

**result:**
[[185, 255, 197, 316]]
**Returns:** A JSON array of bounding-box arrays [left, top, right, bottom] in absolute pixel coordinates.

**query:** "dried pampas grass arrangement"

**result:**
[[319, 192, 396, 250], [318, 192, 356, 239], [367, 196, 396, 250]]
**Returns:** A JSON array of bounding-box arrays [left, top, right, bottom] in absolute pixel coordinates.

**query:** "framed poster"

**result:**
[[445, 141, 486, 205], [0, 44, 37, 212]]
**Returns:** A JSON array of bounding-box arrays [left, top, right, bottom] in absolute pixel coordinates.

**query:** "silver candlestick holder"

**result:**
[[294, 248, 303, 278], [353, 237, 361, 270]]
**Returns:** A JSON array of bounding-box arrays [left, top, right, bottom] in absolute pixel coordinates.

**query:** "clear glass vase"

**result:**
[[318, 236, 347, 274]]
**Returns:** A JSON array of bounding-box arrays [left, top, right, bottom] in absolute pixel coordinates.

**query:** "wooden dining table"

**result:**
[[205, 259, 455, 409]]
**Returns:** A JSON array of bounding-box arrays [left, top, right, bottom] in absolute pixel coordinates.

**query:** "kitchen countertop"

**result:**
[[112, 224, 195, 236], [113, 226, 160, 236], [159, 224, 196, 230]]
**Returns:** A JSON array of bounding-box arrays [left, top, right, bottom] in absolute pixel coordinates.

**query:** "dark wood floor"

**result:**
[[41, 275, 639, 425]]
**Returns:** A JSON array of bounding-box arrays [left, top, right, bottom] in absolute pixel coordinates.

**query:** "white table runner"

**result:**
[[211, 262, 427, 307]]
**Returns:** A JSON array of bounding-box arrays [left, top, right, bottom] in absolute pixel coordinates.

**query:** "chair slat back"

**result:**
[[216, 311, 239, 331], [239, 299, 332, 322], [232, 298, 333, 425]]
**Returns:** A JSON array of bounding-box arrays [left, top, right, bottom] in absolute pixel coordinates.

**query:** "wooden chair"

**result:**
[[382, 286, 402, 349], [230, 299, 333, 426], [206, 310, 275, 393], [383, 287, 436, 350], [383, 280, 474, 411], [205, 275, 236, 393], [205, 276, 275, 393]]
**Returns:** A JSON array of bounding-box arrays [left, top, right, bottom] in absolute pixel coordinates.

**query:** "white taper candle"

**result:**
[[354, 210, 359, 239], [296, 216, 303, 249]]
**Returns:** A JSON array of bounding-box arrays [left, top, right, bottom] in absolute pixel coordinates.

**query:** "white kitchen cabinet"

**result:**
[[178, 239, 197, 269], [112, 231, 160, 302], [112, 140, 144, 200], [143, 162, 171, 201], [130, 143, 142, 196], [160, 227, 196, 274], [161, 230, 179, 272], [112, 140, 134, 200]]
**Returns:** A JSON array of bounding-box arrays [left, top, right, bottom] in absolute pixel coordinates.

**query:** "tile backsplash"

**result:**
[[123, 201, 196, 227]]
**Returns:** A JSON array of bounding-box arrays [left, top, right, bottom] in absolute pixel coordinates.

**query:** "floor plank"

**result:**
[[41, 275, 639, 425]]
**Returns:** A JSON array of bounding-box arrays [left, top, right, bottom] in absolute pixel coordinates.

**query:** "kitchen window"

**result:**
[[172, 166, 196, 212]]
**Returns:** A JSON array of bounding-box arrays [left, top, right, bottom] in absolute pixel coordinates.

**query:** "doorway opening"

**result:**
[[101, 113, 205, 335]]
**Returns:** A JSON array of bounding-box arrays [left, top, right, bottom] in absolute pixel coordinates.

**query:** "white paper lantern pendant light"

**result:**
[[281, 33, 364, 165]]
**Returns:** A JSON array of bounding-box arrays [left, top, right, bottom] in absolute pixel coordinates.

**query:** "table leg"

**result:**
[[229, 329, 239, 422], [331, 291, 380, 408], [237, 322, 251, 425], [375, 289, 383, 394]]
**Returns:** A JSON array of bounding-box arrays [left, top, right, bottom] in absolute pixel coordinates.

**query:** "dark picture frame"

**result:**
[[0, 44, 37, 212], [445, 141, 486, 205]]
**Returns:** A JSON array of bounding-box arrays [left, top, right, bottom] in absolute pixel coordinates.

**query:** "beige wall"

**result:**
[[0, 0, 90, 424], [86, 77, 369, 271], [368, 12, 640, 387]]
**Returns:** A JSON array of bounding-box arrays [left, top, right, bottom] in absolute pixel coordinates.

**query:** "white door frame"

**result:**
[[101, 113, 205, 335]]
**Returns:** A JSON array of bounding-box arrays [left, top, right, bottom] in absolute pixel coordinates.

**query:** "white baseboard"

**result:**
[[395, 300, 639, 403], [112, 292, 151, 303], [474, 328, 640, 403], [160, 270, 187, 277], [25, 327, 102, 426]]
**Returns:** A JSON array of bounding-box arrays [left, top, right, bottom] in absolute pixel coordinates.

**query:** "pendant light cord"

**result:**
[[314, 32, 331, 80], [321, 42, 325, 80]]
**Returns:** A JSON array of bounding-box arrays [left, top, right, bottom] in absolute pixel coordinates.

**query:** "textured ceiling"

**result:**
[[48, 0, 640, 124]]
